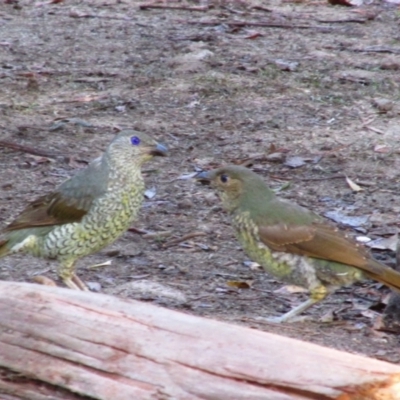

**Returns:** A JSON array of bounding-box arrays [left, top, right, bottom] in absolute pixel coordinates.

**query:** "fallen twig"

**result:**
[[68, 11, 131, 21], [139, 4, 208, 11], [164, 231, 207, 248], [359, 115, 377, 128], [0, 140, 63, 159], [143, 230, 173, 239], [316, 18, 368, 24], [359, 115, 384, 134], [249, 7, 368, 24], [251, 5, 273, 12], [351, 46, 400, 54], [127, 227, 150, 235], [364, 126, 385, 135], [183, 19, 334, 31], [221, 5, 246, 15], [296, 174, 346, 182]]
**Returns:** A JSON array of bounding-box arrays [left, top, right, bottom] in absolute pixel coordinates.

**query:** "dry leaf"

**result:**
[[244, 31, 263, 39], [274, 59, 299, 72], [144, 187, 157, 199], [328, 0, 363, 6], [361, 309, 379, 319], [374, 144, 391, 153], [86, 282, 102, 292], [365, 234, 398, 251], [32, 276, 57, 287], [372, 98, 393, 113], [72, 94, 108, 102], [226, 280, 252, 289], [274, 285, 307, 294], [265, 152, 286, 162], [284, 156, 306, 168], [268, 143, 277, 153], [324, 210, 369, 227], [175, 172, 199, 180], [105, 280, 187, 303], [319, 309, 335, 323], [89, 260, 112, 268], [243, 261, 262, 270], [345, 176, 363, 192]]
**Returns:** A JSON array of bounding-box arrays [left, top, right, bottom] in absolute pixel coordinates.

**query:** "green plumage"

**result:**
[[197, 165, 400, 322], [0, 130, 167, 290]]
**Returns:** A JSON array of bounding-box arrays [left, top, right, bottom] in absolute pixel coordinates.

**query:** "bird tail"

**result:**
[[365, 259, 400, 292], [0, 239, 10, 258]]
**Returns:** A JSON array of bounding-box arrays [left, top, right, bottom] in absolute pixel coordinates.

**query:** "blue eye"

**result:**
[[130, 136, 141, 146]]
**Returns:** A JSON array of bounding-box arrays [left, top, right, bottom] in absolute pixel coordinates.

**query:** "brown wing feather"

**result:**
[[4, 158, 109, 232], [0, 239, 8, 256], [258, 222, 383, 275], [259, 223, 400, 290], [4, 192, 87, 231]]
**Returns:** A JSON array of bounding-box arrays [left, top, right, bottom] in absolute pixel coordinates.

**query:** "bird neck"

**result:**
[[230, 185, 276, 218], [105, 147, 144, 169], [103, 149, 144, 186]]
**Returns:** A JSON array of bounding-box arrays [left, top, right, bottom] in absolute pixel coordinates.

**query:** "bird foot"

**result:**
[[262, 314, 314, 324], [264, 316, 287, 324], [63, 273, 89, 291], [262, 298, 320, 323]]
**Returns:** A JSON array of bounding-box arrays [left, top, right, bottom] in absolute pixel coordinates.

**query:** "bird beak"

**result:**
[[149, 143, 168, 157], [195, 170, 212, 185]]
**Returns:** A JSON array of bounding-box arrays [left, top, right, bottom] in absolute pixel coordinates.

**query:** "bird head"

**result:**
[[196, 165, 275, 213], [108, 130, 168, 164]]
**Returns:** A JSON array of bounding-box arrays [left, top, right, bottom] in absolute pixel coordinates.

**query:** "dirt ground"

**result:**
[[1, 0, 400, 364]]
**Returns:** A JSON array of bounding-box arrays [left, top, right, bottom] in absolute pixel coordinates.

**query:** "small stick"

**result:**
[[296, 174, 346, 182], [359, 115, 377, 128], [316, 18, 367, 24], [352, 46, 400, 54], [128, 227, 150, 235], [221, 6, 246, 15], [183, 19, 333, 31], [164, 231, 207, 248], [251, 5, 273, 12], [364, 126, 385, 135], [68, 12, 131, 21], [0, 140, 63, 159], [139, 4, 208, 11], [143, 230, 173, 239]]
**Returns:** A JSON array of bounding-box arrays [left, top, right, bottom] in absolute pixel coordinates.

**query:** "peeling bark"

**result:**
[[0, 282, 399, 400]]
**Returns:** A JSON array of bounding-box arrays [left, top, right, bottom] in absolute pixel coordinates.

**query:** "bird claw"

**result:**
[[64, 273, 89, 291], [264, 316, 287, 324]]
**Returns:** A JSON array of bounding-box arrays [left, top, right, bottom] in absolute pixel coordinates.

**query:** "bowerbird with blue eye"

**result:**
[[0, 130, 167, 290]]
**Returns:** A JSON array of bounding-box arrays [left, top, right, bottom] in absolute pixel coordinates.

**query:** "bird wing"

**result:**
[[5, 158, 109, 231], [258, 222, 384, 275], [251, 196, 400, 290]]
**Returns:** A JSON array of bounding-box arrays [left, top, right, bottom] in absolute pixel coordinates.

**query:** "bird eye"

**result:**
[[220, 174, 229, 183], [130, 136, 141, 146]]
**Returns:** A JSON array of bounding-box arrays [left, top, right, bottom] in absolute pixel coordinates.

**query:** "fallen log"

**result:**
[[0, 281, 399, 400]]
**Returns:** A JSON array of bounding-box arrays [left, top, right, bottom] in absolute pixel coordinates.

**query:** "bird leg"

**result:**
[[71, 273, 89, 291], [267, 285, 329, 323], [61, 274, 89, 291], [59, 261, 89, 291], [266, 298, 320, 323]]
